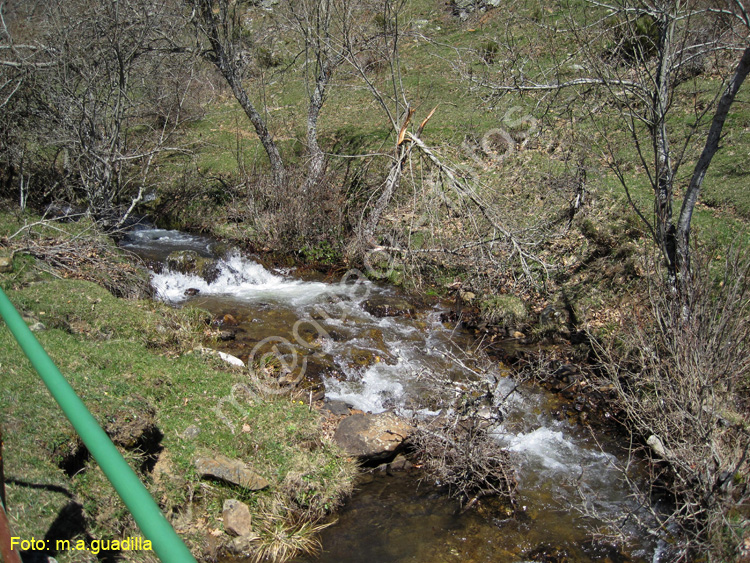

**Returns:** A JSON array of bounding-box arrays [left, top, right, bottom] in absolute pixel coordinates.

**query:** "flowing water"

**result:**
[[121, 228, 656, 563]]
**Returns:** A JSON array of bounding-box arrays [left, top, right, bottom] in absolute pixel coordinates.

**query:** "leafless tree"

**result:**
[[0, 0, 198, 223], [187, 0, 389, 194], [187, 0, 287, 187], [472, 0, 750, 291], [286, 0, 348, 192]]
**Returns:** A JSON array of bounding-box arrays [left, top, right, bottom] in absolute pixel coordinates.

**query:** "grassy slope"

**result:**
[[0, 212, 355, 561], [173, 0, 749, 296]]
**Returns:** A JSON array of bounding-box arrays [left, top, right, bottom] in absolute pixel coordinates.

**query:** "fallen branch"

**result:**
[[406, 132, 556, 283]]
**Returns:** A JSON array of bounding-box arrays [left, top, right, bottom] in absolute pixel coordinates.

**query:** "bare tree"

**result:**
[[188, 0, 387, 193], [187, 0, 287, 187], [284, 0, 347, 192], [473, 0, 750, 290], [0, 0, 197, 222]]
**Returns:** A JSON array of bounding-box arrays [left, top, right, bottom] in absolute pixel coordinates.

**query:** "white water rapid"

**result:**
[[120, 228, 655, 562]]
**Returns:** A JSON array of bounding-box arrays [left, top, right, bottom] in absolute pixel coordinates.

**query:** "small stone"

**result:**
[[184, 288, 200, 296], [647, 435, 668, 459], [0, 255, 13, 273], [182, 425, 201, 440], [29, 322, 47, 332], [223, 499, 253, 537], [195, 454, 269, 490], [512, 331, 526, 339], [219, 330, 236, 341], [218, 351, 244, 367]]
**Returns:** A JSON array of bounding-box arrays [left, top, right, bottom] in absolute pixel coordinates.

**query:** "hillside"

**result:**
[[1, 1, 749, 561]]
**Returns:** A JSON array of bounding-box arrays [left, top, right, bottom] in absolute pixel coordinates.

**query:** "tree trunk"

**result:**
[[303, 56, 333, 193], [653, 12, 677, 276], [194, 0, 286, 187], [676, 46, 750, 280]]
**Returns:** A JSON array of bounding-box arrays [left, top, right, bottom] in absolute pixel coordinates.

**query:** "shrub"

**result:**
[[593, 246, 750, 561]]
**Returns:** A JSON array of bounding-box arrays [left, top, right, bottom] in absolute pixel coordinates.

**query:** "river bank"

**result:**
[[0, 208, 358, 562], [0, 209, 650, 562], [2, 207, 747, 562], [119, 225, 658, 562]]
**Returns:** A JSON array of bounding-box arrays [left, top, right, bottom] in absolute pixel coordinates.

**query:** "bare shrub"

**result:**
[[244, 170, 347, 255], [592, 246, 750, 561], [409, 367, 518, 509]]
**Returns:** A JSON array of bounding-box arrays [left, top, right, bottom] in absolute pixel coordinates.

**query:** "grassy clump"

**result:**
[[479, 294, 527, 327]]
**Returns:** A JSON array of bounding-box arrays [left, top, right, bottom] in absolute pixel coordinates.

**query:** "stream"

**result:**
[[120, 227, 657, 563]]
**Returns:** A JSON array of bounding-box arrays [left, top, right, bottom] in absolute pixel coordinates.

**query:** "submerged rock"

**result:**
[[195, 454, 269, 490], [334, 412, 414, 463], [363, 296, 416, 318], [219, 330, 236, 341]]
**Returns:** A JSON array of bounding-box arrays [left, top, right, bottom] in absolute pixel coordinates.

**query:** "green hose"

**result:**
[[0, 287, 196, 563]]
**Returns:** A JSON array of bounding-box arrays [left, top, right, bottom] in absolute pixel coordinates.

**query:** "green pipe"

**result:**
[[0, 287, 196, 563]]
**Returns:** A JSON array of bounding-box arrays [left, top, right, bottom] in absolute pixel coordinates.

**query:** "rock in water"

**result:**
[[363, 296, 416, 318], [166, 250, 220, 283], [334, 412, 414, 463]]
